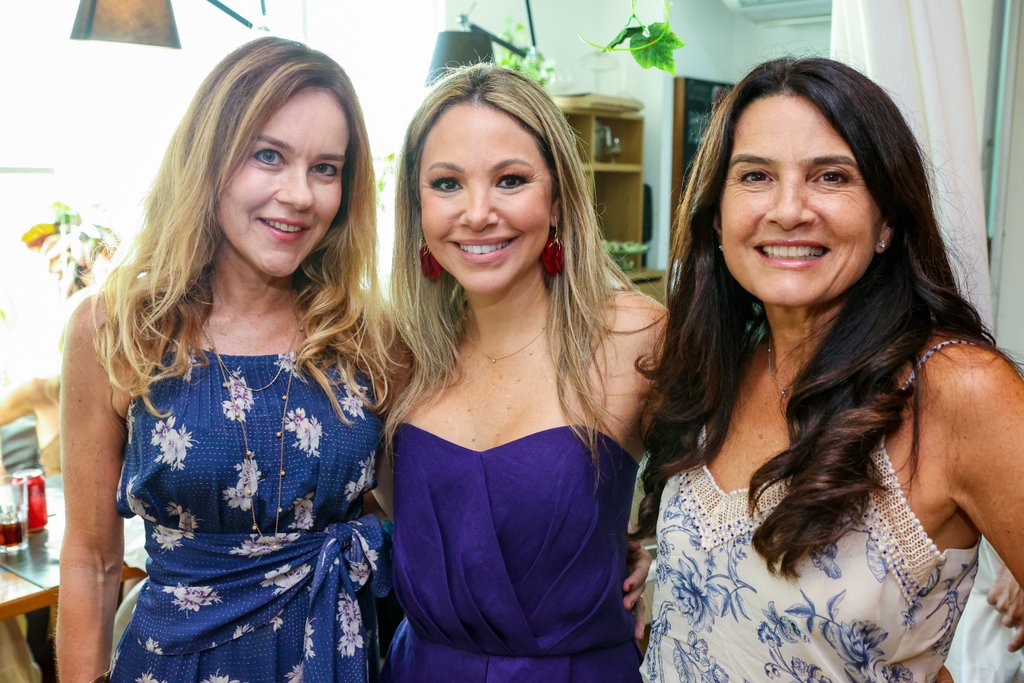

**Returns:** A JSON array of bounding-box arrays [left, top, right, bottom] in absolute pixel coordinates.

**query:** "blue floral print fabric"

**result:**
[[643, 448, 979, 683], [110, 351, 389, 683]]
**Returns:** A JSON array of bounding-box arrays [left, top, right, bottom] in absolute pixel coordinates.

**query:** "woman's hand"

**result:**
[[988, 563, 1024, 651], [623, 539, 652, 640]]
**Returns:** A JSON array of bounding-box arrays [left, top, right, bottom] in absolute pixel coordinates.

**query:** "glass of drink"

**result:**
[[11, 468, 47, 532], [0, 474, 29, 553]]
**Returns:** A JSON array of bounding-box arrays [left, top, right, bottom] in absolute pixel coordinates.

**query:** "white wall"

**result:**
[[442, 0, 830, 268]]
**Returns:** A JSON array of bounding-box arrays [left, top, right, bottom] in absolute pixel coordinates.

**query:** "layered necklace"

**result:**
[[202, 321, 299, 542]]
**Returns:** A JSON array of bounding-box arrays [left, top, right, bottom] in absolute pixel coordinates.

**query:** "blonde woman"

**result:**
[[58, 37, 392, 682], [377, 64, 662, 682]]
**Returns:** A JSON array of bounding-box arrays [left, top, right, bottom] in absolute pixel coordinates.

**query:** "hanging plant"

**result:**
[[583, 1, 685, 75]]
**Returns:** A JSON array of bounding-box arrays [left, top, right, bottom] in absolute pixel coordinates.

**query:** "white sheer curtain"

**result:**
[[832, 6, 1011, 681], [831, 0, 993, 327]]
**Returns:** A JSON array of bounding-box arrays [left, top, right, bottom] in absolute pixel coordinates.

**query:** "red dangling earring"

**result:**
[[420, 242, 443, 281], [540, 227, 563, 276]]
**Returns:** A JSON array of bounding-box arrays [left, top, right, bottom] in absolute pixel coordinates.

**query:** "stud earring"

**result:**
[[877, 239, 887, 250], [541, 226, 563, 276], [420, 242, 442, 281]]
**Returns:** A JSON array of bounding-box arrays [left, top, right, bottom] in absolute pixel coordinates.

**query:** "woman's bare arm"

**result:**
[[56, 299, 129, 681]]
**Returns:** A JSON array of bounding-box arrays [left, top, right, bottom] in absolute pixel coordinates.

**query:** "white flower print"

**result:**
[[223, 458, 261, 511], [126, 402, 136, 445], [344, 453, 375, 502], [136, 673, 167, 683], [284, 408, 322, 457], [229, 533, 300, 557], [144, 637, 163, 654], [337, 628, 364, 657], [152, 524, 185, 551], [125, 476, 156, 522], [289, 492, 315, 530], [339, 379, 367, 419], [304, 617, 316, 659], [162, 584, 222, 613], [151, 416, 194, 470], [285, 664, 304, 683], [232, 623, 253, 639], [336, 592, 364, 655], [270, 614, 284, 632], [276, 352, 297, 374], [221, 370, 255, 422], [260, 563, 312, 595], [183, 353, 200, 382], [166, 502, 199, 537]]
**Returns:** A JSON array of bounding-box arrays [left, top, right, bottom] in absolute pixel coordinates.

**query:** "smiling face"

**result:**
[[418, 103, 559, 301], [719, 94, 891, 327], [215, 87, 349, 286]]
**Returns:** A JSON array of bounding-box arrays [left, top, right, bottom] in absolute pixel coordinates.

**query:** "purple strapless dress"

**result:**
[[381, 424, 642, 682]]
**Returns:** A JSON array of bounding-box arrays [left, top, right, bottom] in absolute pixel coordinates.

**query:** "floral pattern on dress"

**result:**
[[643, 459, 979, 683], [112, 354, 388, 683], [151, 417, 194, 470]]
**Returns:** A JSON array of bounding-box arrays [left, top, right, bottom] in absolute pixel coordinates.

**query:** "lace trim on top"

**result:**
[[863, 446, 942, 601], [673, 444, 941, 605]]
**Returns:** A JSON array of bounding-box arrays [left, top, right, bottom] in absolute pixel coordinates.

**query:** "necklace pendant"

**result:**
[[490, 357, 496, 364]]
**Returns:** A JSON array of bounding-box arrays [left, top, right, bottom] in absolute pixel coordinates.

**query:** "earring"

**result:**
[[541, 226, 563, 276], [420, 242, 442, 281], [877, 239, 887, 251], [718, 243, 724, 252]]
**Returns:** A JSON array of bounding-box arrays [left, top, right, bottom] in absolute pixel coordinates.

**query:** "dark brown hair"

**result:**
[[635, 56, 993, 576]]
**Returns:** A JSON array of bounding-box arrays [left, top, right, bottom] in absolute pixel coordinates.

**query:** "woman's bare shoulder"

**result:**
[[608, 292, 666, 334]]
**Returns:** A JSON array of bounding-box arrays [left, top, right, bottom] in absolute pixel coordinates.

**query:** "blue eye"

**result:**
[[255, 149, 281, 164], [497, 174, 526, 189], [430, 177, 460, 192]]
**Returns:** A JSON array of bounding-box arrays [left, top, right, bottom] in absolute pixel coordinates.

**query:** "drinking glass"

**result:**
[[0, 474, 29, 554]]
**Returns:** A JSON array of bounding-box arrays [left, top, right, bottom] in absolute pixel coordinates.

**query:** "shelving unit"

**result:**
[[555, 96, 646, 268], [554, 95, 663, 300]]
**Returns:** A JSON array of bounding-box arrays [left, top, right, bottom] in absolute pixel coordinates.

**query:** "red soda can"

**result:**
[[11, 468, 47, 532]]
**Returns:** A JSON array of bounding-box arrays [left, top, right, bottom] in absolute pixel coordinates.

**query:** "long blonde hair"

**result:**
[[98, 36, 393, 416], [387, 63, 632, 448]]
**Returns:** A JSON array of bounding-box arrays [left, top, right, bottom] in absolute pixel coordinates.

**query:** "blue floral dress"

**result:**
[[111, 352, 390, 683], [644, 449, 977, 682]]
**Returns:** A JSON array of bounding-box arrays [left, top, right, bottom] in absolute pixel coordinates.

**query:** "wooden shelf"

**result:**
[[591, 162, 643, 173], [559, 102, 645, 262]]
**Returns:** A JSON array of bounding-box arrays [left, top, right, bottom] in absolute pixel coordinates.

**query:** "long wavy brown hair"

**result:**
[[635, 57, 994, 576], [97, 37, 393, 417]]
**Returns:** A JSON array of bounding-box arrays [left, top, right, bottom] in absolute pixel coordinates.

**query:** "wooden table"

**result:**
[[0, 476, 145, 619]]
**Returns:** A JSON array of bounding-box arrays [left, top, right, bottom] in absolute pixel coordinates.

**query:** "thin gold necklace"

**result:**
[[766, 337, 790, 399], [466, 326, 546, 364], [202, 321, 297, 544]]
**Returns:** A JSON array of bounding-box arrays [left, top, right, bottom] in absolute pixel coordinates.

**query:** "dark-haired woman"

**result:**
[[637, 56, 1024, 681]]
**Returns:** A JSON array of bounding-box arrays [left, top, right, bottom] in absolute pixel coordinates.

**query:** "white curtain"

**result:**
[[831, 0, 993, 327]]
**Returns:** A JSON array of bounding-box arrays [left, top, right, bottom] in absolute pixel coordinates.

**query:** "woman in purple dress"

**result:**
[[376, 64, 662, 682]]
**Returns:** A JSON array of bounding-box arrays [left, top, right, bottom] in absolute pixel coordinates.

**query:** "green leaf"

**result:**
[[629, 21, 684, 74], [606, 25, 643, 49]]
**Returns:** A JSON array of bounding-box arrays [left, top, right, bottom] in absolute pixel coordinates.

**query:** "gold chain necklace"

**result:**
[[466, 326, 546, 364], [766, 337, 790, 399], [202, 321, 297, 543]]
